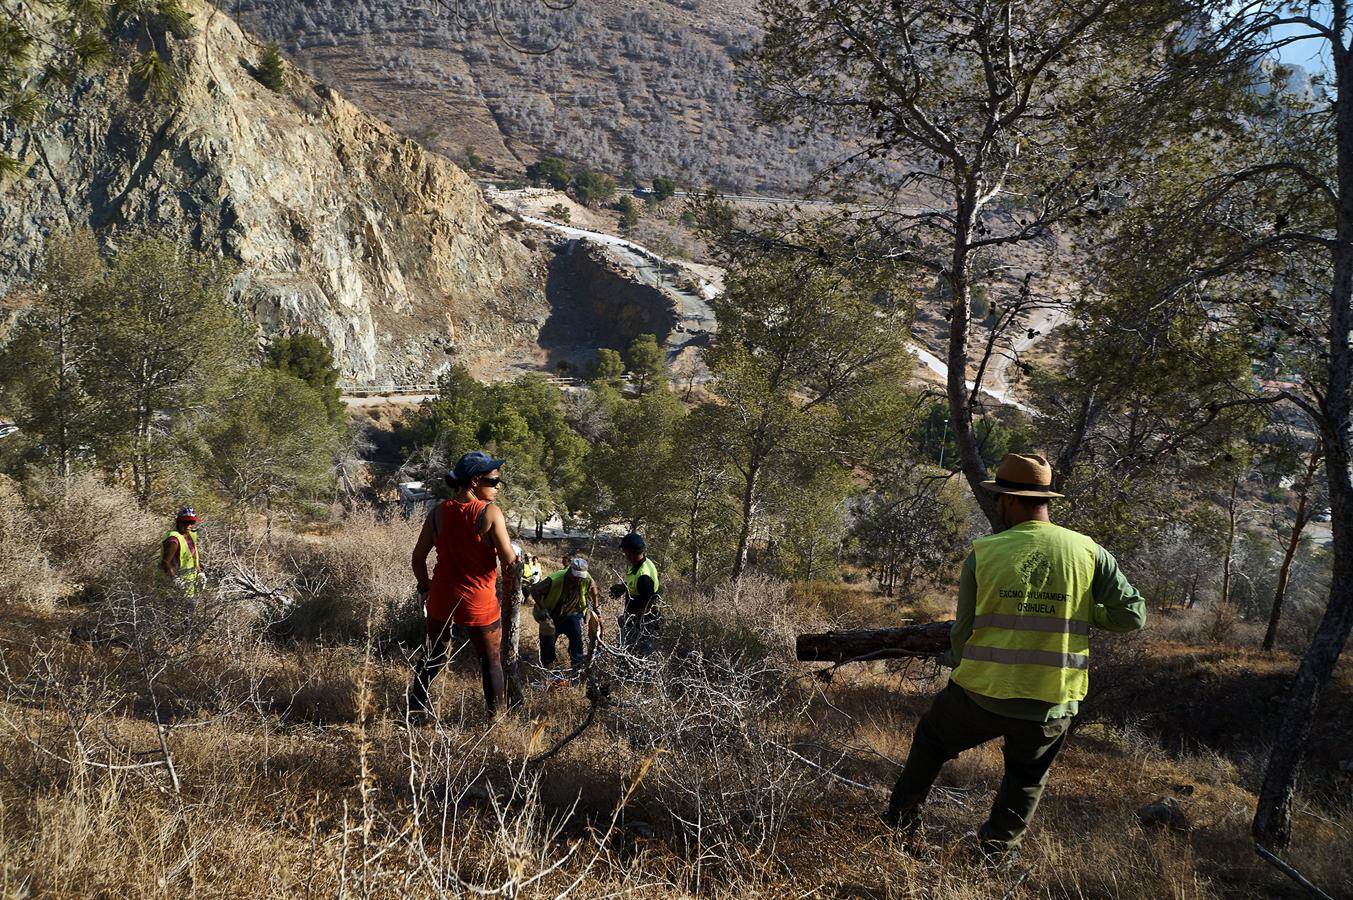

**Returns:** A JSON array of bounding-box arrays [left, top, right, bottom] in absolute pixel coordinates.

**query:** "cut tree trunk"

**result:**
[[501, 562, 524, 708], [796, 622, 953, 663]]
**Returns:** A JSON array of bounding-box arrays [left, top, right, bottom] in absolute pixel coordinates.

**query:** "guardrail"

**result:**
[[342, 376, 585, 398]]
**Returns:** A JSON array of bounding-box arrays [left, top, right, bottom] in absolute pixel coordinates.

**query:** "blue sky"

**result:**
[[1268, 6, 1335, 76]]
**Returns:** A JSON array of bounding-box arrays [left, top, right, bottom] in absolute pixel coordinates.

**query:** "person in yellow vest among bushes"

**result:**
[[527, 558, 602, 675], [520, 550, 542, 602], [610, 532, 662, 655], [157, 506, 203, 598], [883, 453, 1146, 858]]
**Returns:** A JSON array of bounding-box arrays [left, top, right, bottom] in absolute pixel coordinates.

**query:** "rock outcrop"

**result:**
[[540, 240, 680, 362], [0, 2, 547, 383]]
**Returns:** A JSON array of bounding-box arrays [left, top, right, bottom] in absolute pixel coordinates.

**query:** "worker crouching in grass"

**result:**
[[884, 453, 1146, 859], [408, 451, 519, 722], [527, 557, 602, 679]]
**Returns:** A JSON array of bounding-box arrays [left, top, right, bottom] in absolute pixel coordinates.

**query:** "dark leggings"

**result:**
[[408, 618, 505, 715]]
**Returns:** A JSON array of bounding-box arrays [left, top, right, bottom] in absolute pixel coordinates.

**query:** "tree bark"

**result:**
[[795, 622, 953, 663], [731, 456, 762, 579], [501, 559, 524, 708], [944, 203, 999, 529], [1221, 476, 1239, 608], [1254, 13, 1353, 849], [1264, 445, 1321, 652]]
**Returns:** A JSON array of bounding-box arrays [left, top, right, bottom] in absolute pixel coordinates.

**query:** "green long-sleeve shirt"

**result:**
[[945, 526, 1147, 722]]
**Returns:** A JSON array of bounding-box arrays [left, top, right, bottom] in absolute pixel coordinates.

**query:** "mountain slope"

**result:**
[[1, 1, 548, 383], [234, 0, 855, 193]]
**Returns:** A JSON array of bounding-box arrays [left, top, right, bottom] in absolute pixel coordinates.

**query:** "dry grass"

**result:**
[[0, 475, 61, 607], [22, 474, 160, 595], [0, 509, 1348, 898]]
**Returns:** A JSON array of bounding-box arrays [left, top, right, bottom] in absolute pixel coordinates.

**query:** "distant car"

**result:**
[[1313, 508, 1332, 523], [0, 423, 17, 439]]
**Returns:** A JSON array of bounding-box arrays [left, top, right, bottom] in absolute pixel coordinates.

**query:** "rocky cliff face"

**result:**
[[0, 3, 547, 383], [540, 240, 679, 362]]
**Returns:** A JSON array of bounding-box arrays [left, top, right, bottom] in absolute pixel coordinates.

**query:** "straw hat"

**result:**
[[979, 453, 1064, 498]]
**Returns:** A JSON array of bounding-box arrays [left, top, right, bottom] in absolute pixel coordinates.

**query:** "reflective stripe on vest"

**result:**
[[952, 522, 1097, 705], [972, 613, 1091, 637], [625, 557, 660, 597]]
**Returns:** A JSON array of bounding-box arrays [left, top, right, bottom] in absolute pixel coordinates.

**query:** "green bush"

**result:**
[[525, 156, 571, 190], [571, 169, 616, 207], [616, 195, 640, 230], [263, 333, 345, 424], [257, 43, 285, 92]]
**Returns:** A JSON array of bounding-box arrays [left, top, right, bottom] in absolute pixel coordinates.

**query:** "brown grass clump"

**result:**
[[271, 511, 423, 643]]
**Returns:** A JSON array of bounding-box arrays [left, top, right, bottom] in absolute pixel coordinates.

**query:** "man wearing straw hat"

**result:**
[[883, 453, 1146, 857]]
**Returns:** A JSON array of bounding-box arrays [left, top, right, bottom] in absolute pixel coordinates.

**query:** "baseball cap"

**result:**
[[448, 450, 506, 483], [569, 557, 589, 578]]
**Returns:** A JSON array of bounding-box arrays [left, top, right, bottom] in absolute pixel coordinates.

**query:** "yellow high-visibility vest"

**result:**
[[155, 529, 200, 596], [953, 522, 1097, 705], [539, 569, 591, 614], [625, 557, 660, 597]]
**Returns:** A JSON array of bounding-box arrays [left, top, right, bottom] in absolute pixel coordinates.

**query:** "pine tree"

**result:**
[[257, 42, 286, 92]]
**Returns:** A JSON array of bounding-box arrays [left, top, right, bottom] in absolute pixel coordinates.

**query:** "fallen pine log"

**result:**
[[795, 621, 954, 663]]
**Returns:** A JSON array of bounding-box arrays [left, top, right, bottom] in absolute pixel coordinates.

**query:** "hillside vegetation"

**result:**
[[234, 0, 857, 193], [3, 0, 1353, 896]]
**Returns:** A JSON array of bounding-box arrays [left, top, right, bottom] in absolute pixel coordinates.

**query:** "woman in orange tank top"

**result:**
[[408, 451, 520, 718]]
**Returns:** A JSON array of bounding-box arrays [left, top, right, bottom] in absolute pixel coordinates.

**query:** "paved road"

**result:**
[[342, 394, 436, 407], [1304, 521, 1333, 546], [908, 344, 1035, 414]]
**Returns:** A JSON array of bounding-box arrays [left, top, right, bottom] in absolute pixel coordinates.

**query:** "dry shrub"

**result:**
[[23, 474, 159, 594], [667, 574, 821, 663], [600, 648, 823, 886], [281, 511, 421, 643], [0, 475, 60, 606], [1155, 604, 1266, 648]]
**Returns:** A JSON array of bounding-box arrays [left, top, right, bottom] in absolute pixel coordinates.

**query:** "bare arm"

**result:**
[[411, 505, 437, 593], [482, 505, 520, 598], [161, 537, 179, 579]]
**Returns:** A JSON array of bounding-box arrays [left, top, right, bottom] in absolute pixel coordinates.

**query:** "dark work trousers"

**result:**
[[888, 680, 1072, 849], [408, 617, 505, 716], [619, 598, 663, 656], [540, 612, 585, 670]]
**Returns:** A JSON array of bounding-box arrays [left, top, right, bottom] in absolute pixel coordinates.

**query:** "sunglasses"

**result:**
[[477, 476, 504, 488]]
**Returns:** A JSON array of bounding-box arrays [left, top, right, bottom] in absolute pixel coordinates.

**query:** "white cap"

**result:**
[[569, 557, 589, 578]]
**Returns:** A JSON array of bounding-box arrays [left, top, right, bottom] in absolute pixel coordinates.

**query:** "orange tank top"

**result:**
[[427, 498, 501, 626]]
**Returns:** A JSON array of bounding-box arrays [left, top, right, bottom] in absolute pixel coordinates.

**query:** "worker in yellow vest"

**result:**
[[527, 558, 602, 675], [610, 532, 661, 655], [884, 454, 1145, 858], [520, 550, 542, 602], [157, 506, 203, 598]]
